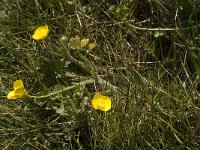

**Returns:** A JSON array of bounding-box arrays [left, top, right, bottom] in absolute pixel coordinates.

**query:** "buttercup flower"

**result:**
[[92, 93, 111, 112], [32, 24, 49, 40], [7, 80, 27, 100]]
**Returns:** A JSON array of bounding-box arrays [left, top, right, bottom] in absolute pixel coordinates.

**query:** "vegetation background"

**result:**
[[0, 0, 200, 149]]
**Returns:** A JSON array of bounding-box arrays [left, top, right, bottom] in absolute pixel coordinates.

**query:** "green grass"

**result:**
[[0, 0, 200, 149]]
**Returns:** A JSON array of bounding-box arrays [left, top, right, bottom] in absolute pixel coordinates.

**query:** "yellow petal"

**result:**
[[93, 93, 103, 99], [7, 91, 16, 99], [14, 80, 24, 90], [32, 24, 49, 40], [7, 80, 27, 100], [80, 38, 89, 47], [92, 93, 111, 112], [15, 87, 27, 98]]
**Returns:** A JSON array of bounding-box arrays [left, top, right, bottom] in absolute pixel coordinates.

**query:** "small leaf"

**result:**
[[81, 38, 89, 47], [88, 43, 96, 51]]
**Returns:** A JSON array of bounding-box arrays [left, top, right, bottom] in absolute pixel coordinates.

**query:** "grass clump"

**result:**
[[0, 0, 200, 149]]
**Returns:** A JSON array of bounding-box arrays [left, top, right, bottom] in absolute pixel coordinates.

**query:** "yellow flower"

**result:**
[[7, 80, 27, 100], [32, 24, 49, 40], [92, 93, 111, 112]]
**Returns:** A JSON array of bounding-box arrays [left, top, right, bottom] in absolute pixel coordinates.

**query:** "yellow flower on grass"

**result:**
[[32, 24, 49, 40], [7, 80, 27, 100], [92, 93, 111, 112]]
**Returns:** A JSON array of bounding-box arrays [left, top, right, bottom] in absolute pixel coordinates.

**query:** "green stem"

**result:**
[[87, 20, 200, 31], [127, 23, 180, 31], [27, 79, 94, 99], [60, 38, 92, 75]]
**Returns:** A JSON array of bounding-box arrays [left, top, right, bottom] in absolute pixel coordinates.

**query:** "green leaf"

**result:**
[[68, 36, 81, 50], [81, 38, 89, 47], [88, 42, 96, 51]]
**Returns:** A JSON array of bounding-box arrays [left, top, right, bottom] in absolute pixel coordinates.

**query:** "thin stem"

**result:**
[[87, 20, 200, 31], [60, 39, 92, 75], [28, 79, 94, 99], [127, 23, 180, 31]]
